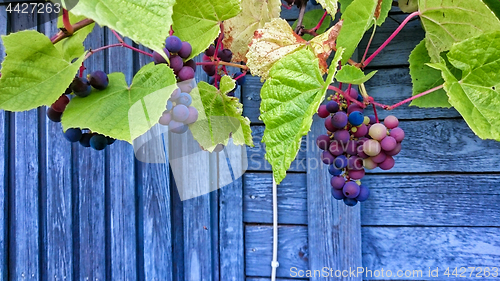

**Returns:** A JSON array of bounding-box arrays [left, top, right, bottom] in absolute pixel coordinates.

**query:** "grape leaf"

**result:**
[[315, 0, 338, 18], [64, 0, 175, 55], [375, 0, 392, 26], [260, 48, 344, 184], [483, 0, 500, 19], [335, 65, 377, 84], [219, 75, 237, 94], [429, 31, 500, 141], [337, 0, 378, 64], [55, 12, 95, 61], [62, 63, 178, 143], [398, 0, 418, 13], [338, 0, 353, 13], [418, 0, 500, 62], [292, 9, 332, 41], [222, 0, 281, 62], [0, 30, 85, 111], [408, 39, 451, 108], [189, 77, 253, 152], [173, 0, 242, 60]]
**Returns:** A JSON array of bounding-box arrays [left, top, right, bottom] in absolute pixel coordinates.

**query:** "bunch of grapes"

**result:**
[[316, 88, 405, 206], [154, 36, 199, 134], [47, 70, 117, 151]]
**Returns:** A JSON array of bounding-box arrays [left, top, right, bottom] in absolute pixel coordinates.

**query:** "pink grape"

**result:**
[[347, 104, 363, 114], [363, 139, 381, 156], [184, 106, 199, 124], [345, 140, 358, 155], [334, 130, 350, 143], [159, 112, 172, 125], [384, 115, 399, 129], [379, 155, 395, 170], [331, 111, 348, 128], [348, 169, 365, 180], [345, 87, 358, 99], [316, 135, 331, 150], [324, 116, 337, 132], [343, 182, 360, 198], [353, 124, 368, 138], [321, 151, 335, 164], [390, 127, 405, 142], [172, 104, 190, 122], [371, 152, 387, 164], [385, 143, 402, 156], [169, 55, 184, 74], [318, 105, 330, 118], [369, 123, 387, 140], [330, 176, 345, 190], [380, 136, 397, 151], [363, 158, 378, 170], [329, 140, 344, 156], [357, 148, 369, 159], [347, 156, 363, 170]]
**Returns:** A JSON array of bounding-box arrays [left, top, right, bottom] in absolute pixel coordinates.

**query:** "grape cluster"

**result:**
[[154, 36, 199, 134], [47, 70, 117, 151], [316, 88, 405, 207]]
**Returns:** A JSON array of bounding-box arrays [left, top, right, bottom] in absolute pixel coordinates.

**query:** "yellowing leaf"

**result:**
[[223, 0, 281, 62], [316, 0, 338, 18]]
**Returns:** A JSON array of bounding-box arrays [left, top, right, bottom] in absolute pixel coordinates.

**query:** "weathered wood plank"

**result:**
[[134, 46, 173, 281], [106, 32, 137, 280], [243, 173, 307, 225], [366, 119, 500, 174], [247, 278, 308, 281], [361, 174, 500, 226], [0, 6, 8, 280], [38, 13, 73, 281], [359, 14, 425, 67], [247, 126, 306, 172], [75, 26, 107, 281], [362, 227, 500, 280], [8, 12, 40, 281], [245, 225, 308, 278], [171, 181, 185, 281]]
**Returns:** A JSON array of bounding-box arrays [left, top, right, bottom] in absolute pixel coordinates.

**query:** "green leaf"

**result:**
[[375, 0, 392, 26], [0, 30, 85, 111], [418, 0, 500, 62], [337, 0, 378, 64], [67, 0, 175, 55], [339, 0, 353, 13], [408, 39, 451, 108], [54, 12, 95, 61], [260, 48, 343, 184], [189, 81, 253, 152], [398, 0, 418, 13], [219, 75, 236, 95], [315, 0, 338, 18], [62, 63, 177, 143], [292, 9, 332, 41], [483, 0, 500, 19], [430, 31, 500, 141], [335, 65, 377, 84], [222, 0, 281, 62], [173, 0, 242, 60]]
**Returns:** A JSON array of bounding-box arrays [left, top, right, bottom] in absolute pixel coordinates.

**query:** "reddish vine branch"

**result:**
[[328, 85, 366, 108], [50, 18, 95, 44]]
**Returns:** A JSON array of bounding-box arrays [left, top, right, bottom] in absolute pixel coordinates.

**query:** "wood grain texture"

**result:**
[[362, 227, 500, 280], [244, 173, 307, 225], [247, 126, 306, 172], [247, 278, 308, 281], [245, 225, 309, 278], [0, 6, 7, 281], [361, 174, 500, 226], [39, 13, 74, 281], [75, 26, 107, 281], [8, 12, 40, 281]]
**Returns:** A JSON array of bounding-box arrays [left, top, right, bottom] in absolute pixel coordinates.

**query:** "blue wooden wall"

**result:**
[[1, 1, 500, 281]]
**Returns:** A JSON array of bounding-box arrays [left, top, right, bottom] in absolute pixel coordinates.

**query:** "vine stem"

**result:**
[[387, 84, 444, 110], [233, 71, 247, 82], [294, 4, 307, 34], [84, 43, 153, 60], [372, 104, 379, 123], [214, 22, 225, 88], [363, 11, 420, 67], [271, 175, 279, 281], [111, 30, 124, 44], [328, 85, 366, 108], [51, 18, 95, 44], [361, 18, 377, 63], [312, 11, 328, 31], [62, 9, 74, 35]]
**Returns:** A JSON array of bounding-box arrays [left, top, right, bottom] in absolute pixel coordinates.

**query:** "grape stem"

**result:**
[[361, 18, 377, 63], [84, 43, 153, 60], [387, 84, 444, 110], [111, 30, 124, 44], [363, 11, 420, 67], [328, 85, 365, 108], [196, 61, 249, 70], [312, 11, 328, 32], [51, 18, 95, 44], [214, 22, 225, 89], [294, 4, 307, 34], [233, 71, 247, 82], [372, 103, 379, 123], [62, 9, 74, 35]]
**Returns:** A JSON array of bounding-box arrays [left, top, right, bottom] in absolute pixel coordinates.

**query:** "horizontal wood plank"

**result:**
[[0, 6, 7, 280], [362, 227, 500, 280], [245, 225, 308, 278], [361, 175, 500, 226], [243, 173, 307, 225]]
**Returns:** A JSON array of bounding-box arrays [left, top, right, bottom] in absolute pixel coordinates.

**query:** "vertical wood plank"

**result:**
[[106, 30, 137, 281], [39, 14, 74, 281], [8, 12, 40, 281], [134, 46, 173, 281], [0, 6, 8, 281], [75, 26, 107, 281]]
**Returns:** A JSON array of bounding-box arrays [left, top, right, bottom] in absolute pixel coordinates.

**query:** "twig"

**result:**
[[361, 18, 377, 63], [312, 11, 328, 32], [85, 43, 153, 60], [111, 30, 124, 44], [62, 9, 74, 35], [51, 18, 95, 44], [294, 4, 307, 34], [372, 103, 379, 123], [387, 84, 444, 110]]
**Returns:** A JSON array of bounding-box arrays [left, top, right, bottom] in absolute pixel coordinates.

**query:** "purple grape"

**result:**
[[172, 104, 190, 122], [348, 169, 365, 180], [52, 95, 70, 112], [347, 156, 363, 170], [368, 115, 376, 124], [371, 152, 387, 164], [333, 155, 348, 169], [218, 49, 233, 62], [233, 71, 246, 85], [381, 136, 397, 151], [343, 181, 360, 198], [178, 41, 192, 58], [184, 106, 199, 124], [331, 176, 345, 190], [79, 133, 92, 147], [324, 116, 337, 132], [166, 100, 173, 111], [356, 185, 370, 202], [316, 135, 330, 150], [331, 112, 348, 128], [353, 124, 368, 138], [89, 70, 109, 90], [170, 89, 181, 101], [107, 137, 116, 145], [385, 143, 402, 156], [318, 105, 330, 118], [384, 115, 399, 129], [390, 127, 405, 142], [357, 148, 369, 159], [328, 164, 342, 176], [205, 45, 216, 56], [321, 151, 335, 165], [178, 92, 192, 106], [159, 112, 172, 125], [153, 50, 169, 64], [169, 55, 184, 74], [47, 107, 62, 122], [348, 111, 364, 126], [347, 104, 363, 114], [326, 101, 339, 113], [178, 66, 195, 81], [169, 120, 188, 134], [331, 188, 346, 200], [329, 140, 344, 156], [379, 155, 395, 170], [165, 36, 182, 53], [184, 59, 196, 71], [343, 198, 358, 206], [63, 128, 82, 142], [333, 129, 350, 143], [90, 134, 108, 151], [203, 64, 216, 76], [345, 140, 358, 155], [71, 77, 91, 97], [346, 87, 358, 100]]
